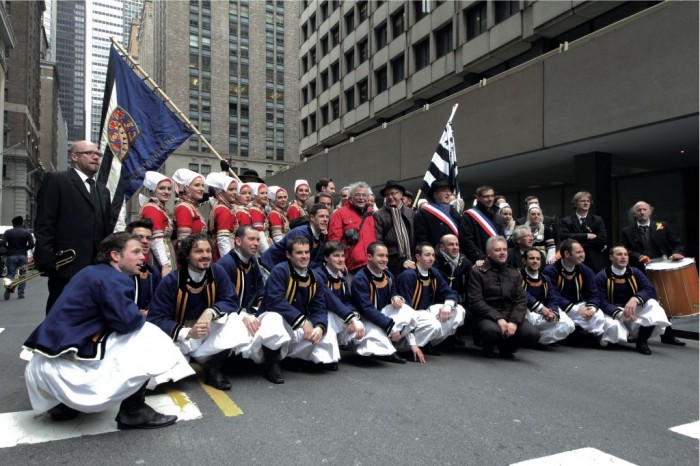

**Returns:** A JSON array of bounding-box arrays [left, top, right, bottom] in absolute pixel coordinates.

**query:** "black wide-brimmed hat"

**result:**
[[240, 169, 264, 183], [379, 180, 406, 197]]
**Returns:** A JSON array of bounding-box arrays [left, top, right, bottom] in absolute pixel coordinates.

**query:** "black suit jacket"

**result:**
[[559, 214, 607, 272], [34, 169, 113, 279], [415, 204, 462, 249], [621, 220, 684, 268]]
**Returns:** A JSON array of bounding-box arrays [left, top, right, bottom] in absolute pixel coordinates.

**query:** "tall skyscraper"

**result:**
[[135, 0, 299, 180], [53, 0, 86, 144], [85, 0, 125, 143]]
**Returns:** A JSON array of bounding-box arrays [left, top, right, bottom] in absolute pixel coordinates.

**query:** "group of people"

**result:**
[[21, 140, 689, 431]]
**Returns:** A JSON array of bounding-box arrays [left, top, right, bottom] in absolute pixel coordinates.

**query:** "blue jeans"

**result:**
[[6, 255, 28, 296]]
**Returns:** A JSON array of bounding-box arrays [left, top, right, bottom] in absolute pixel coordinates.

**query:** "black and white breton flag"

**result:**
[[420, 105, 460, 200]]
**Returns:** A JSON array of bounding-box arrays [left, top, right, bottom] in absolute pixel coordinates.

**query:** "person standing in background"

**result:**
[[2, 216, 35, 300]]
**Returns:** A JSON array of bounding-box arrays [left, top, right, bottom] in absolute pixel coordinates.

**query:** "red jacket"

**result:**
[[328, 203, 376, 272]]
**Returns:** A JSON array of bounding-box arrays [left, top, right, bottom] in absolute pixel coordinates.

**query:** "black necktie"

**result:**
[[86, 178, 99, 205], [579, 217, 586, 227], [639, 225, 649, 251]]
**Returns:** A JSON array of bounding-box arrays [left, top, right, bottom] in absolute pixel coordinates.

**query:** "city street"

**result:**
[[0, 277, 697, 465]]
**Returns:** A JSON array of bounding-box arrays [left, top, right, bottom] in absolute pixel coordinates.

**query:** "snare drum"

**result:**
[[645, 258, 699, 317]]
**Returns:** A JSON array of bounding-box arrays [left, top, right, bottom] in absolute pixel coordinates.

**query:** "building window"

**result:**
[[201, 164, 211, 176], [358, 38, 368, 63], [391, 7, 405, 38], [309, 13, 316, 31], [309, 79, 317, 99], [331, 61, 340, 83], [414, 38, 430, 71], [375, 66, 387, 94], [321, 34, 329, 55], [309, 112, 317, 132], [375, 23, 387, 50], [320, 105, 329, 126], [465, 2, 487, 41], [435, 22, 452, 58], [358, 79, 368, 104], [189, 163, 199, 172], [309, 46, 316, 65], [391, 54, 405, 84], [320, 1, 329, 21], [358, 0, 368, 22], [331, 98, 340, 120], [321, 70, 329, 91], [345, 49, 355, 71], [302, 118, 308, 137], [344, 10, 354, 33], [345, 88, 355, 110], [413, 0, 428, 22], [331, 24, 340, 46], [301, 87, 308, 105], [495, 0, 519, 24]]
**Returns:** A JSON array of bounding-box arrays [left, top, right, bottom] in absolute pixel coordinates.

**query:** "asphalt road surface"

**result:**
[[0, 277, 697, 465]]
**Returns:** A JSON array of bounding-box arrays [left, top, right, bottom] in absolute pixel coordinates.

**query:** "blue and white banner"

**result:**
[[97, 45, 193, 230]]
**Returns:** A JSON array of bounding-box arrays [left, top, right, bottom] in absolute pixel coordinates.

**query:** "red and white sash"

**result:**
[[421, 204, 459, 236]]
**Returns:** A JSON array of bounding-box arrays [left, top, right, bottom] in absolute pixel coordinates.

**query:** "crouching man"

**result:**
[[396, 243, 466, 354], [218, 225, 291, 383], [259, 237, 340, 377], [521, 248, 575, 345], [315, 241, 403, 362], [469, 236, 541, 358], [595, 246, 670, 355], [22, 232, 194, 428], [149, 234, 243, 391]]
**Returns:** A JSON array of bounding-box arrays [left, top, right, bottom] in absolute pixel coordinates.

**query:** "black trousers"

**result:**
[[46, 276, 70, 314], [478, 318, 540, 351]]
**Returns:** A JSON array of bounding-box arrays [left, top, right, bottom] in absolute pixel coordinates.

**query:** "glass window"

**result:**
[[391, 54, 405, 84], [345, 88, 355, 110], [358, 79, 368, 104], [375, 66, 387, 94], [414, 38, 430, 71], [345, 11, 354, 33], [331, 98, 340, 120], [465, 2, 487, 41], [358, 1, 368, 22], [358, 38, 368, 63], [435, 22, 453, 59], [391, 8, 405, 38], [413, 0, 428, 22], [375, 23, 387, 50], [331, 25, 340, 46], [345, 50, 355, 71], [495, 0, 519, 24]]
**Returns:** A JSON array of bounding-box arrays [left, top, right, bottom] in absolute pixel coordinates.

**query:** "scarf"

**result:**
[[390, 206, 411, 260]]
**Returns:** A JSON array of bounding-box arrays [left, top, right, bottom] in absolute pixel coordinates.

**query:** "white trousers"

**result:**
[[526, 309, 576, 344], [382, 304, 442, 351], [234, 312, 292, 364], [567, 303, 628, 346], [425, 303, 466, 345], [179, 313, 249, 362], [329, 313, 396, 357], [622, 299, 670, 339], [24, 322, 194, 413], [283, 321, 340, 364]]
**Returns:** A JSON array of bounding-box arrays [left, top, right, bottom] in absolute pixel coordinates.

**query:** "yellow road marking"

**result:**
[[165, 386, 191, 410], [192, 364, 244, 417]]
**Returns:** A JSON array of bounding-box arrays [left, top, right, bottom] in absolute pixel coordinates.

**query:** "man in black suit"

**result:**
[[559, 191, 608, 272], [415, 178, 462, 250], [621, 200, 686, 346], [460, 185, 503, 266], [34, 140, 113, 313]]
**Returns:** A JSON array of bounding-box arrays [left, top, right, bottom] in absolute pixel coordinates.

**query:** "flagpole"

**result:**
[[109, 38, 241, 182]]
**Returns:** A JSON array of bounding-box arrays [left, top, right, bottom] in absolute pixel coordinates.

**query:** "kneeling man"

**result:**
[[149, 234, 242, 391], [595, 245, 670, 355], [22, 232, 194, 428]]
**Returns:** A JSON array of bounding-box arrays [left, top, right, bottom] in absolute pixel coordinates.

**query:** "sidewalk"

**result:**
[[671, 314, 699, 340]]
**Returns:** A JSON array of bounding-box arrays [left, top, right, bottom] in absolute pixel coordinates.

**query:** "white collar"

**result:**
[[611, 266, 627, 275], [293, 266, 307, 277], [187, 267, 207, 282]]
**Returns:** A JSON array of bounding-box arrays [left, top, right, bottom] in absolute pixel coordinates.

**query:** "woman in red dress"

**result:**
[[172, 169, 206, 254], [205, 172, 238, 261], [249, 183, 271, 254], [233, 181, 254, 227], [139, 171, 175, 275], [286, 179, 310, 223], [267, 185, 289, 243]]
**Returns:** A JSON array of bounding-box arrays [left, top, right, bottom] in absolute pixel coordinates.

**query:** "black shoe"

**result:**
[[482, 346, 496, 359], [375, 353, 407, 364], [549, 342, 560, 348], [636, 342, 652, 355], [18, 294, 25, 299], [3, 290, 9, 300], [48, 403, 80, 421], [422, 344, 442, 356], [204, 369, 232, 391], [325, 362, 339, 371], [115, 403, 177, 430], [661, 336, 686, 346], [264, 362, 285, 384]]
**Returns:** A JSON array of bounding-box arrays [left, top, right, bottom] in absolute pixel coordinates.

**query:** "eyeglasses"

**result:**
[[74, 151, 103, 157], [353, 193, 369, 198]]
